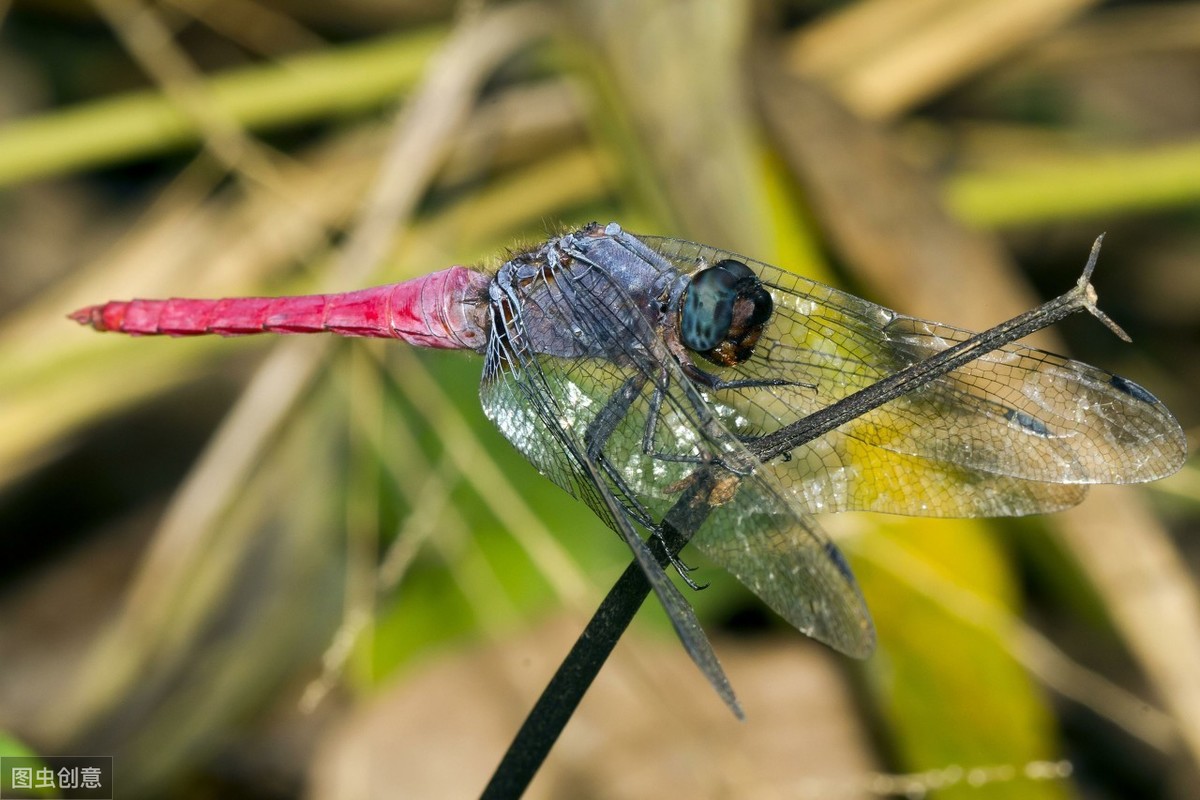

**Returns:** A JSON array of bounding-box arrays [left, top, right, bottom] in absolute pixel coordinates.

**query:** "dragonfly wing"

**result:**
[[871, 316, 1185, 483], [638, 236, 1185, 517], [480, 335, 742, 713], [783, 432, 1088, 517], [478, 237, 874, 661], [689, 470, 875, 657]]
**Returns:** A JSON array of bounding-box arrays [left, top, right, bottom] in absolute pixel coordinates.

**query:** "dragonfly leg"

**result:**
[[671, 558, 709, 591], [642, 368, 667, 454], [646, 519, 707, 589], [639, 369, 769, 481], [656, 292, 812, 408], [582, 381, 709, 583], [584, 374, 648, 461], [685, 361, 814, 394], [640, 369, 726, 464], [592, 454, 709, 587], [710, 376, 812, 392], [576, 352, 747, 587]]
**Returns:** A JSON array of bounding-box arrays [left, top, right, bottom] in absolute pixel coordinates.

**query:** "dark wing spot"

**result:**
[[1110, 374, 1161, 406], [824, 541, 857, 583], [1006, 408, 1050, 437]]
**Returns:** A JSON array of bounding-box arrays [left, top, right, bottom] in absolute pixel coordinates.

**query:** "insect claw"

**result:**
[[651, 537, 708, 589], [674, 565, 709, 591]]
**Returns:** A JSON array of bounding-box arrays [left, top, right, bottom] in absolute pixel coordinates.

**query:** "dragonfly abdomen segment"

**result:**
[[70, 266, 492, 350]]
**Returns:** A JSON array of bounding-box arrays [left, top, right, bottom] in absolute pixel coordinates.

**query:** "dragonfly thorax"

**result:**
[[680, 259, 774, 367]]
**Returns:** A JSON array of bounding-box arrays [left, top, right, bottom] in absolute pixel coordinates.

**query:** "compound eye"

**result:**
[[680, 259, 773, 366]]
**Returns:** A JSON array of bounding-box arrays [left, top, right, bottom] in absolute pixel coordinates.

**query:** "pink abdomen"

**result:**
[[70, 266, 492, 351]]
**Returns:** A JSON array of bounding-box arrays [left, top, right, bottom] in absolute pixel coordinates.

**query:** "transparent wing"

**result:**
[[479, 341, 742, 713], [479, 252, 874, 659], [688, 465, 875, 656], [640, 236, 1186, 518]]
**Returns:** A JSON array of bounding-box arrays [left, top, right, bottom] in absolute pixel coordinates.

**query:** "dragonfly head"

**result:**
[[680, 259, 773, 367]]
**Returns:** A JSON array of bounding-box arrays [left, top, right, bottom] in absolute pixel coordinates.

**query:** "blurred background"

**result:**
[[0, 0, 1198, 797]]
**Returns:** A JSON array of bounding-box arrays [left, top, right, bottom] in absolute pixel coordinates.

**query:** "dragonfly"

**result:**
[[72, 222, 1186, 711]]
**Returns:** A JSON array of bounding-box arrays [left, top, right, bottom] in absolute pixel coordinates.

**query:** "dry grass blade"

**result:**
[[1024, 4, 1200, 62], [793, 759, 1073, 799], [45, 1, 561, 742], [375, 347, 593, 609], [334, 2, 559, 279], [787, 0, 1100, 120], [303, 341, 592, 712], [1057, 489, 1200, 765], [92, 0, 289, 191], [301, 347, 385, 712], [369, 397, 481, 593], [41, 335, 331, 745], [162, 0, 325, 55], [571, 0, 772, 252], [753, 57, 1049, 339]]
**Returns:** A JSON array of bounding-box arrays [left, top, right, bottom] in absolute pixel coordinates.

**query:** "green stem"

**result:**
[[0, 26, 445, 187], [947, 139, 1200, 226]]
